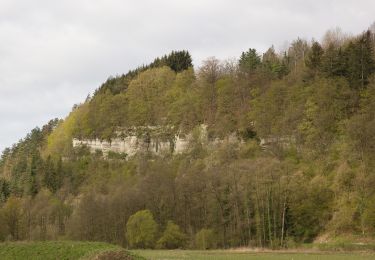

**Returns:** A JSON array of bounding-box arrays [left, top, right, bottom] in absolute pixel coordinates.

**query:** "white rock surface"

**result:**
[[72, 125, 207, 157]]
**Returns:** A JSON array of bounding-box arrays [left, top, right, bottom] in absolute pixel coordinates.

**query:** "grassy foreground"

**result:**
[[132, 249, 375, 260], [0, 241, 142, 260], [1, 242, 374, 260]]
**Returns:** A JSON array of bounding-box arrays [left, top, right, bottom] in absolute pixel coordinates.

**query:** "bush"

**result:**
[[107, 151, 127, 160], [195, 228, 217, 249], [126, 210, 158, 248], [157, 221, 187, 249]]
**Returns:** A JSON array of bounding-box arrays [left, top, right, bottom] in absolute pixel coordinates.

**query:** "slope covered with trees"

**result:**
[[1, 25, 375, 249]]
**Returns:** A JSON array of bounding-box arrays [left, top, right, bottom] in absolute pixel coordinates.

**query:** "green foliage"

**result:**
[[289, 175, 334, 242], [0, 179, 10, 202], [288, 38, 309, 75], [347, 82, 375, 163], [26, 152, 42, 196], [306, 41, 323, 72], [195, 228, 217, 249], [126, 67, 175, 126], [321, 44, 346, 78], [262, 46, 289, 79], [43, 156, 63, 193], [107, 151, 127, 160], [156, 50, 193, 73], [1, 196, 24, 240], [126, 210, 158, 249], [345, 31, 375, 88], [298, 77, 354, 153], [157, 221, 187, 249], [215, 77, 238, 136], [250, 82, 290, 137], [239, 48, 261, 71], [320, 31, 375, 89], [165, 68, 202, 130], [96, 50, 192, 95], [85, 91, 128, 140], [46, 113, 78, 156]]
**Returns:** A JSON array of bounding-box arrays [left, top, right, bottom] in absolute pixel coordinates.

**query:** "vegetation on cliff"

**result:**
[[1, 25, 375, 249]]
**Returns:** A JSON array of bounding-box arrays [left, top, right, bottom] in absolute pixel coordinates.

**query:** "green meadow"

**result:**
[[132, 249, 375, 260], [0, 241, 142, 260]]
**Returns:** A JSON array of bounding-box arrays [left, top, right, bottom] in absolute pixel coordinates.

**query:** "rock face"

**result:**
[[72, 135, 189, 157], [72, 125, 207, 157]]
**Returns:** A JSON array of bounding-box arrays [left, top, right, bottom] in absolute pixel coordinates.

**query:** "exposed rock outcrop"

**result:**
[[72, 125, 208, 157]]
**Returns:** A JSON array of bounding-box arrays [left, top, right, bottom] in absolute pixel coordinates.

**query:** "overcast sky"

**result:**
[[0, 0, 374, 152]]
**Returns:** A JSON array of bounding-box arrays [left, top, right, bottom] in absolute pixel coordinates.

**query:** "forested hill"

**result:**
[[1, 25, 375, 249]]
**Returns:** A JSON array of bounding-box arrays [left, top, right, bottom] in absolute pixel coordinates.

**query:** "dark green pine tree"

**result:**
[[43, 155, 56, 192], [306, 41, 324, 72], [10, 157, 27, 196], [55, 156, 64, 191], [27, 153, 40, 197], [164, 50, 193, 72], [321, 44, 347, 78], [262, 46, 288, 79], [346, 31, 375, 88], [0, 179, 10, 202], [239, 48, 261, 72], [43, 156, 64, 193], [279, 52, 291, 77]]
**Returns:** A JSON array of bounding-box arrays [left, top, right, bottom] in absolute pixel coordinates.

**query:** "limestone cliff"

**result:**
[[72, 125, 208, 157]]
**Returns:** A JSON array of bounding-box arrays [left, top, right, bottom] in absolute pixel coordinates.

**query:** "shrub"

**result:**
[[107, 151, 127, 160], [126, 210, 158, 248], [195, 228, 217, 249], [157, 221, 187, 249]]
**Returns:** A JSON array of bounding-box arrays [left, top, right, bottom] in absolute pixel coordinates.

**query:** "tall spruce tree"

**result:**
[[43, 156, 56, 192], [306, 41, 324, 72], [27, 153, 40, 196], [164, 50, 193, 72], [239, 48, 261, 71], [262, 46, 287, 79], [346, 31, 375, 88], [321, 44, 346, 77]]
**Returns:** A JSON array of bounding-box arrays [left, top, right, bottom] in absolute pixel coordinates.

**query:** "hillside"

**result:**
[[1, 25, 375, 250]]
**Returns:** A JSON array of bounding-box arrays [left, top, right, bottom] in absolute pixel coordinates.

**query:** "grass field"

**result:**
[[132, 249, 375, 260], [1, 242, 375, 260], [0, 241, 141, 260]]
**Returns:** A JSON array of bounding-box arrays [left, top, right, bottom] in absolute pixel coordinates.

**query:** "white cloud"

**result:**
[[0, 0, 374, 151]]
